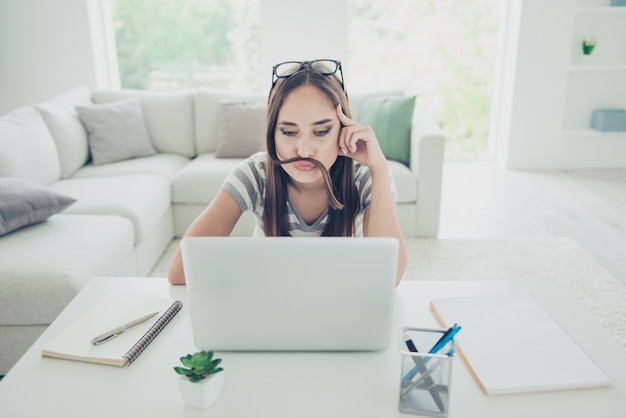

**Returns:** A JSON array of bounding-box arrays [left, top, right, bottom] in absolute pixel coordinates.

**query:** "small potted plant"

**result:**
[[581, 38, 596, 61], [174, 350, 224, 409]]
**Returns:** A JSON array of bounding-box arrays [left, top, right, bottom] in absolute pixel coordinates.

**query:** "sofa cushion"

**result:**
[[71, 153, 190, 181], [215, 101, 266, 158], [35, 86, 92, 178], [388, 161, 417, 203], [49, 174, 171, 245], [0, 107, 61, 185], [195, 90, 267, 154], [172, 153, 244, 204], [92, 90, 195, 158], [0, 214, 135, 325], [77, 97, 157, 165], [0, 178, 76, 236], [359, 95, 415, 166]]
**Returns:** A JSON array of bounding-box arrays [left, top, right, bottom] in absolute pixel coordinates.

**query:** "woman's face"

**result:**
[[274, 84, 340, 185]]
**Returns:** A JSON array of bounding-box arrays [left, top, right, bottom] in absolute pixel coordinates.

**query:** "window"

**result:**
[[347, 0, 503, 159], [110, 0, 502, 159], [111, 0, 262, 91]]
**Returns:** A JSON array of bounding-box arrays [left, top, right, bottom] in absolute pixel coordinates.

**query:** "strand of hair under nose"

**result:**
[[270, 156, 344, 210]]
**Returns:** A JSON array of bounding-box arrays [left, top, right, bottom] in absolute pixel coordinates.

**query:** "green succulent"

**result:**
[[174, 350, 224, 382], [582, 38, 596, 55]]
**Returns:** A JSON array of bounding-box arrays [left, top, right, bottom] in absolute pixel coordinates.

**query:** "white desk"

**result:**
[[1, 277, 625, 418]]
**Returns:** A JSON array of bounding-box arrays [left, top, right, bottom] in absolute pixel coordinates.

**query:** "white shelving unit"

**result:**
[[562, 1, 626, 139], [568, 64, 626, 72], [577, 5, 626, 13]]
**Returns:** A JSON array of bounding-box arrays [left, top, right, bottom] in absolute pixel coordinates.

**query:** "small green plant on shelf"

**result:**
[[582, 38, 596, 55], [174, 350, 223, 382]]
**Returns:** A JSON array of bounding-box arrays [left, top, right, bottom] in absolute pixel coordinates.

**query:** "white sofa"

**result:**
[[0, 86, 445, 375]]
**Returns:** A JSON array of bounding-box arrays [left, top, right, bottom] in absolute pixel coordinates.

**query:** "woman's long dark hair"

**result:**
[[263, 69, 359, 236]]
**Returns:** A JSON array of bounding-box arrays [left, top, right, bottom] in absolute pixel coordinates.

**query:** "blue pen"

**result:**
[[429, 324, 462, 355], [402, 325, 461, 382]]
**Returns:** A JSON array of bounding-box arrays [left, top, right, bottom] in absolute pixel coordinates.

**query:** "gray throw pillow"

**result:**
[[76, 97, 156, 165], [0, 178, 76, 236], [215, 102, 266, 158]]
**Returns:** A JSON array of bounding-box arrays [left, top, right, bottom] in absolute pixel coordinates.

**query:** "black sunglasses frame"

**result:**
[[271, 59, 345, 91]]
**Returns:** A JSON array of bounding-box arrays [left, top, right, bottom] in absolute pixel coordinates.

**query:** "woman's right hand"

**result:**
[[336, 105, 388, 171]]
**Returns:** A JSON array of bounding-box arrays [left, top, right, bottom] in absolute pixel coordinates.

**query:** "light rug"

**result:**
[[150, 237, 626, 348]]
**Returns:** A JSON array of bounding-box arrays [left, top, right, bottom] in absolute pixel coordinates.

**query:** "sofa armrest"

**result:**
[[408, 108, 445, 237]]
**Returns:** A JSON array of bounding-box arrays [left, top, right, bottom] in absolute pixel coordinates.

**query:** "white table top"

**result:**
[[1, 277, 625, 418]]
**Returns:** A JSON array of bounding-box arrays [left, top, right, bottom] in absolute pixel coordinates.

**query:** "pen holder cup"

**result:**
[[399, 327, 455, 417]]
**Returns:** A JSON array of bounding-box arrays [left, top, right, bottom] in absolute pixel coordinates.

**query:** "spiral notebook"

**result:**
[[42, 292, 182, 367], [429, 294, 612, 395]]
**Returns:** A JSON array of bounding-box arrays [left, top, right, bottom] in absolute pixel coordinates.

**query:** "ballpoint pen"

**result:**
[[90, 311, 160, 345], [429, 323, 461, 355]]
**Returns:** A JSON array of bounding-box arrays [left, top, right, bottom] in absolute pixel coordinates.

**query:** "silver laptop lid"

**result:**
[[182, 237, 398, 351]]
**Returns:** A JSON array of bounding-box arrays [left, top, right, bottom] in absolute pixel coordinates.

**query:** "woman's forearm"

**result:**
[[168, 246, 186, 285], [365, 164, 407, 285]]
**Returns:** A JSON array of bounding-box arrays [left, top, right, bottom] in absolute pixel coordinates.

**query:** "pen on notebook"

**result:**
[[90, 311, 159, 345]]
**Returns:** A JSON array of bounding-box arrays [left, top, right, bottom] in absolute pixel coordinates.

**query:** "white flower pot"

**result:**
[[178, 372, 224, 409]]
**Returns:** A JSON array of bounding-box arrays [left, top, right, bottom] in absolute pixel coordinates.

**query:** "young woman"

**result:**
[[168, 59, 407, 285]]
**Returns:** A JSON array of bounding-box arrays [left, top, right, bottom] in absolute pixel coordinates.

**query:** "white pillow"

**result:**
[[36, 86, 92, 178], [0, 107, 61, 185], [92, 90, 196, 157], [215, 102, 267, 158], [76, 97, 157, 165]]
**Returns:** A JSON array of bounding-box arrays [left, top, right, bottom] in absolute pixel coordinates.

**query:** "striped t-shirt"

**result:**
[[222, 152, 396, 236]]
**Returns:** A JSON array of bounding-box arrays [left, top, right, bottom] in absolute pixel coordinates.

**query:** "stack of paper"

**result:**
[[430, 294, 612, 395]]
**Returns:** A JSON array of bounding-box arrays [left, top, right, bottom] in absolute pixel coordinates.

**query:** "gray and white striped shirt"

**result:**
[[222, 152, 396, 236]]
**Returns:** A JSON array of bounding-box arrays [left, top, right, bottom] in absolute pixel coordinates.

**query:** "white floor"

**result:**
[[439, 161, 626, 287]]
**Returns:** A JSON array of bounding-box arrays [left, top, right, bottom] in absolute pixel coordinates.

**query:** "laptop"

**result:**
[[181, 236, 398, 351]]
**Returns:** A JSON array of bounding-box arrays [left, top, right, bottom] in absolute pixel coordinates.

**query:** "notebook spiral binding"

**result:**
[[123, 300, 183, 365]]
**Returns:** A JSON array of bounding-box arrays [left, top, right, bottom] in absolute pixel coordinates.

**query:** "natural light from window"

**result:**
[[111, 0, 262, 91], [347, 0, 503, 159], [110, 0, 502, 159]]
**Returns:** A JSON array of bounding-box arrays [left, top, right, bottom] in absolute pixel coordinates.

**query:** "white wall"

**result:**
[[0, 0, 98, 115]]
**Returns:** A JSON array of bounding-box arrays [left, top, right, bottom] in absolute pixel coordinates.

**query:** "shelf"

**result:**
[[564, 2, 626, 143], [577, 6, 626, 15], [569, 63, 626, 71], [562, 129, 626, 139]]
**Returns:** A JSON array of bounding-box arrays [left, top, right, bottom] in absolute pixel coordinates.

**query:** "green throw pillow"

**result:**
[[358, 95, 415, 166]]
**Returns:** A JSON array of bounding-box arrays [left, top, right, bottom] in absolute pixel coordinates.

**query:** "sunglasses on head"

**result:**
[[271, 59, 344, 90]]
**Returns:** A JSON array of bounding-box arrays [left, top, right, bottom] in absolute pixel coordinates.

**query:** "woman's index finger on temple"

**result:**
[[336, 104, 356, 126]]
